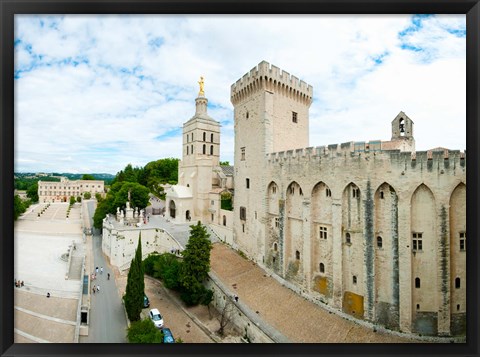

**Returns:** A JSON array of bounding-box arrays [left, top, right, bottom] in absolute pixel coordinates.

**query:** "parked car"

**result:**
[[149, 308, 164, 329], [162, 328, 175, 343], [143, 295, 150, 308]]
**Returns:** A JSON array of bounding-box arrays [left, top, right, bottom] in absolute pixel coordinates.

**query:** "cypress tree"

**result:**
[[124, 233, 145, 321]]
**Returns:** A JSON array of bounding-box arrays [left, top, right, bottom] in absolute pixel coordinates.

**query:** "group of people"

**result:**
[[14, 279, 24, 288], [91, 266, 110, 295]]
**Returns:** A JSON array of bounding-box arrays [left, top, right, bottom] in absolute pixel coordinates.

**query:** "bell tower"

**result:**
[[390, 111, 415, 152], [178, 77, 221, 221]]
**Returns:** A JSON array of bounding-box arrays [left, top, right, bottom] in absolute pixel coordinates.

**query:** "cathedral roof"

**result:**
[[220, 165, 234, 176]]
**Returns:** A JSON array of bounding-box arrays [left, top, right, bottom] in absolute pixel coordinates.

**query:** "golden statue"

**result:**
[[198, 76, 205, 96]]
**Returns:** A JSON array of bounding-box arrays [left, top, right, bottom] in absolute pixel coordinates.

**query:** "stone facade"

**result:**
[[231, 61, 466, 336], [38, 177, 105, 203], [165, 91, 234, 232]]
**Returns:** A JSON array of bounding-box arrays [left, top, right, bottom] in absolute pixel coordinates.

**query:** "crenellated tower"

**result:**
[[231, 60, 313, 260]]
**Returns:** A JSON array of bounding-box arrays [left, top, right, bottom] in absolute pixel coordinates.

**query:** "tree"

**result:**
[[95, 192, 103, 202], [84, 192, 91, 199], [178, 222, 213, 305], [26, 182, 38, 202], [81, 174, 95, 180], [127, 319, 163, 343], [76, 196, 82, 203], [112, 182, 150, 211], [219, 161, 230, 166], [69, 196, 76, 205], [217, 299, 235, 336], [124, 233, 145, 322], [14, 195, 26, 220]]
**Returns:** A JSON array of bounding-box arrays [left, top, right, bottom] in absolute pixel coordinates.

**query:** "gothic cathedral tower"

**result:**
[[230, 61, 313, 261], [178, 77, 221, 222]]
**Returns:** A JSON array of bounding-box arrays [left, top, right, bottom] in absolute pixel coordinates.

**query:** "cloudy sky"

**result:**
[[14, 14, 466, 175]]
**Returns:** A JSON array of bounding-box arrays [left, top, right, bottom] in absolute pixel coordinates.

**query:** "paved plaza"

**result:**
[[14, 202, 84, 343]]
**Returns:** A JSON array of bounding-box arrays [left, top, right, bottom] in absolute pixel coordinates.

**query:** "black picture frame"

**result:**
[[1, 1, 478, 357]]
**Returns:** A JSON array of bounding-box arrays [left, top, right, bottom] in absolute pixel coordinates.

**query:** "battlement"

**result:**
[[266, 141, 466, 170], [231, 61, 313, 105]]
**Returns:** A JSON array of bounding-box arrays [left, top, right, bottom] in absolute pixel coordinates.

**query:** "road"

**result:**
[[79, 201, 128, 343]]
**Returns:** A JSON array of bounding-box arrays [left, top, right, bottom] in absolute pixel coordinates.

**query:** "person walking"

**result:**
[[96, 285, 100, 293], [100, 267, 103, 275], [96, 267, 99, 274], [92, 285, 96, 294], [107, 273, 110, 280]]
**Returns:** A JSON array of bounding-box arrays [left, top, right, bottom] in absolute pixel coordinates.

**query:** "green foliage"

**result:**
[[84, 192, 92, 199], [178, 222, 213, 305], [92, 181, 149, 229], [127, 318, 163, 343], [124, 234, 145, 322], [81, 174, 95, 180], [219, 161, 230, 166], [95, 192, 103, 202], [153, 254, 182, 290], [76, 196, 82, 203], [113, 182, 150, 210], [26, 182, 39, 202], [220, 191, 233, 211], [69, 196, 76, 205], [142, 253, 160, 276], [14, 195, 29, 220]]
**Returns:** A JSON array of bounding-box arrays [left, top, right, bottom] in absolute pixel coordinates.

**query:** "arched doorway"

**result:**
[[169, 200, 176, 219], [186, 210, 191, 222]]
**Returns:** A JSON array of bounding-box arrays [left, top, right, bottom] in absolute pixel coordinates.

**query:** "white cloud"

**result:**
[[14, 14, 466, 174]]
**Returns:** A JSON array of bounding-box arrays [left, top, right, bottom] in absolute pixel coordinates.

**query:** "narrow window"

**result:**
[[241, 147, 245, 161], [319, 263, 325, 273], [319, 226, 328, 239], [210, 145, 213, 155], [211, 200, 214, 205], [292, 111, 298, 123], [416, 304, 420, 310], [377, 236, 383, 248], [353, 276, 357, 284], [203, 144, 206, 154], [211, 214, 214, 222], [455, 277, 461, 289], [242, 224, 245, 233], [246, 178, 250, 189], [240, 206, 246, 221], [186, 134, 189, 143], [272, 186, 277, 194], [246, 111, 249, 119], [223, 215, 226, 226], [273, 242, 278, 251], [255, 211, 257, 219], [191, 133, 194, 141], [203, 132, 206, 141], [299, 187, 303, 195], [415, 277, 421, 288], [187, 146, 189, 155], [295, 250, 300, 260], [412, 233, 423, 252], [272, 256, 276, 263], [459, 232, 466, 251], [457, 304, 460, 311], [346, 232, 351, 244], [380, 191, 384, 199], [191, 144, 193, 153], [274, 217, 280, 228], [326, 188, 331, 197], [211, 133, 214, 142]]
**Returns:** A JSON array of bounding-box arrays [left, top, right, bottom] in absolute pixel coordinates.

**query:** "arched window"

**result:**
[[211, 133, 214, 142], [169, 200, 176, 219], [273, 242, 278, 251], [223, 215, 226, 226], [203, 132, 206, 141], [353, 275, 357, 284], [186, 134, 189, 143], [203, 144, 206, 154], [187, 146, 189, 155], [455, 277, 461, 289], [377, 236, 383, 248], [295, 250, 300, 260], [210, 145, 213, 155], [399, 118, 405, 136], [346, 233, 351, 244], [319, 263, 325, 273], [191, 144, 193, 154], [191, 133, 194, 141], [415, 277, 421, 288]]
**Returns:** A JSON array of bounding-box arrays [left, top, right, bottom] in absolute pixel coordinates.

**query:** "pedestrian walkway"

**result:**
[[209, 242, 415, 343]]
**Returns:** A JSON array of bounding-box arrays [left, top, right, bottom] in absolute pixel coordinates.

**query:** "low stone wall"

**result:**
[[204, 272, 289, 343], [208, 221, 234, 245]]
